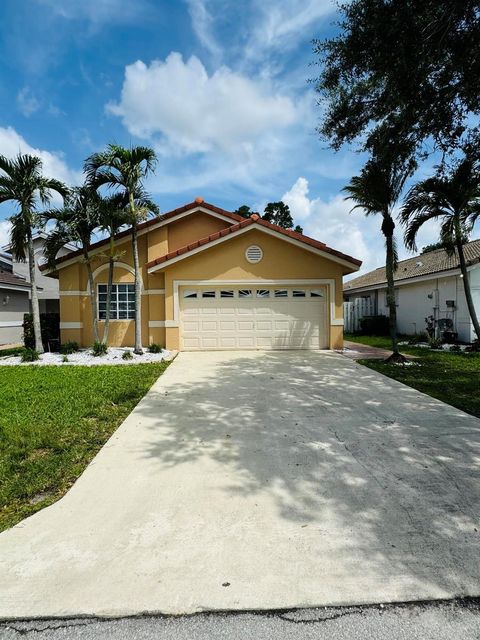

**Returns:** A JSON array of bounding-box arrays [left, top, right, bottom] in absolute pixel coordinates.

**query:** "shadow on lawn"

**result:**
[[136, 350, 480, 593]]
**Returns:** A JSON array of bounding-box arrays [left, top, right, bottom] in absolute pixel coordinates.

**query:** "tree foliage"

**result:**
[[234, 201, 303, 233], [313, 0, 480, 161]]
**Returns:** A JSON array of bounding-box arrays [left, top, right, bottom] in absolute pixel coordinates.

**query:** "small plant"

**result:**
[[408, 332, 428, 345], [91, 341, 108, 357], [449, 344, 461, 352], [428, 337, 443, 349], [21, 348, 40, 363], [62, 354, 69, 363], [122, 350, 133, 360], [60, 341, 79, 355], [148, 343, 163, 354]]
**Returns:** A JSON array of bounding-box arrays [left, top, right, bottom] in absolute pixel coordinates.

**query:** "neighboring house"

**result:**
[[43, 198, 361, 351], [0, 251, 31, 345], [344, 239, 480, 342], [3, 232, 76, 314]]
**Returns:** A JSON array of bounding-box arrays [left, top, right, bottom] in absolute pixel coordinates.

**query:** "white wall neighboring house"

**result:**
[[0, 233, 76, 345], [344, 239, 480, 342]]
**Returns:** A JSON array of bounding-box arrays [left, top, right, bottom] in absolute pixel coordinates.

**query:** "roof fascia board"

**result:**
[[148, 224, 360, 273], [344, 267, 466, 294]]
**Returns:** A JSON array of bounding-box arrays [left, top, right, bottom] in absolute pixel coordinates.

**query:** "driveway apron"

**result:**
[[0, 351, 479, 618]]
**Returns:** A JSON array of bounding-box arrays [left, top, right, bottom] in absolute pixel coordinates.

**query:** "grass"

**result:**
[[0, 363, 168, 532], [344, 334, 480, 419]]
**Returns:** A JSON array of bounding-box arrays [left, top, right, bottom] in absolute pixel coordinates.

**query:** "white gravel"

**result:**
[[0, 347, 175, 366]]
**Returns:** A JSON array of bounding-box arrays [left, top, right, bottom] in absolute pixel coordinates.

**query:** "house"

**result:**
[[344, 239, 480, 342], [43, 198, 361, 351], [0, 250, 31, 345], [3, 232, 76, 315]]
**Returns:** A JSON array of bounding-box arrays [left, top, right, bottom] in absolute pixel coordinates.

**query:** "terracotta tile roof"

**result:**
[[0, 270, 30, 289], [42, 200, 245, 271], [146, 214, 362, 270], [344, 238, 480, 292]]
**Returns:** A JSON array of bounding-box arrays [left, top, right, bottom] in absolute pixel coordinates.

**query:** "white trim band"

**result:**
[[60, 322, 83, 329], [0, 320, 23, 327], [148, 320, 176, 328]]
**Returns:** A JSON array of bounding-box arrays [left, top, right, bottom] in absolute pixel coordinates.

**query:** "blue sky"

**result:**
[[0, 0, 441, 274]]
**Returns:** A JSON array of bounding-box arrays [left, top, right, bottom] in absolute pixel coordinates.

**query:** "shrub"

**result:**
[[359, 315, 389, 336], [148, 343, 163, 353], [23, 313, 60, 350], [62, 355, 69, 363], [60, 341, 79, 355], [408, 332, 429, 345], [122, 350, 133, 360], [91, 341, 108, 357], [428, 337, 443, 349], [450, 344, 461, 352], [21, 348, 40, 363]]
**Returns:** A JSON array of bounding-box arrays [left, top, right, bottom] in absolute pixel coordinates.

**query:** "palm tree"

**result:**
[[401, 157, 480, 340], [42, 185, 103, 343], [84, 145, 159, 354], [344, 157, 411, 361], [0, 154, 68, 353], [96, 195, 129, 345]]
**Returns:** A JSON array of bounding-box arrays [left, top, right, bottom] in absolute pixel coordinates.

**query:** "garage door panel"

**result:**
[[180, 287, 328, 351]]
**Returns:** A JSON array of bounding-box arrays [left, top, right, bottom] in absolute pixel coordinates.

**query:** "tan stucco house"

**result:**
[[44, 198, 361, 351]]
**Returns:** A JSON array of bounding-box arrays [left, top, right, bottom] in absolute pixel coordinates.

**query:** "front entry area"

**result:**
[[179, 286, 328, 350]]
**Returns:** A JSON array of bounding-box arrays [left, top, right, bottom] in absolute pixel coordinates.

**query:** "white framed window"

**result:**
[[220, 290, 234, 298], [202, 290, 216, 298], [256, 289, 270, 298], [292, 289, 306, 297], [98, 284, 135, 320], [274, 289, 288, 298], [310, 289, 324, 298], [183, 290, 198, 299], [239, 289, 252, 298]]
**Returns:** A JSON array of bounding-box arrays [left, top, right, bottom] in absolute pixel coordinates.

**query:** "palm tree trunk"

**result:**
[[455, 232, 480, 341], [27, 233, 43, 353], [130, 194, 143, 354], [84, 250, 99, 343], [103, 255, 114, 345], [384, 231, 399, 356]]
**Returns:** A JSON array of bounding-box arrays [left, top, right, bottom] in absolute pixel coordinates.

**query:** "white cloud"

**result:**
[[107, 53, 298, 157], [0, 220, 12, 250], [36, 0, 149, 26], [0, 126, 81, 187], [185, 0, 222, 62], [17, 87, 40, 117], [245, 0, 336, 63]]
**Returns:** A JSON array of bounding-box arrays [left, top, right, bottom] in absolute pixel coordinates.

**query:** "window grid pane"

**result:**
[[98, 283, 135, 320]]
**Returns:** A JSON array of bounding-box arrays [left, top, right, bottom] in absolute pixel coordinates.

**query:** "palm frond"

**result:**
[[8, 213, 29, 262]]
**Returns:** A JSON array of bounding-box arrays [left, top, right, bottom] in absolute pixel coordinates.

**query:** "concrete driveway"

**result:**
[[0, 351, 479, 618]]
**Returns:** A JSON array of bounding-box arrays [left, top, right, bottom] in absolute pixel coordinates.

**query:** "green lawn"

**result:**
[[0, 363, 168, 532], [345, 334, 480, 419]]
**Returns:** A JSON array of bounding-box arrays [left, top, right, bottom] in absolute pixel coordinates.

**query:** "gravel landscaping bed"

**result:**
[[0, 347, 175, 366]]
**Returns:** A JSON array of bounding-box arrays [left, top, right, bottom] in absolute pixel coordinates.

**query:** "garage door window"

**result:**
[[202, 290, 216, 298], [310, 290, 324, 298], [183, 290, 197, 299], [256, 289, 270, 298], [274, 289, 288, 298], [239, 289, 252, 298], [220, 290, 234, 298], [292, 289, 306, 297]]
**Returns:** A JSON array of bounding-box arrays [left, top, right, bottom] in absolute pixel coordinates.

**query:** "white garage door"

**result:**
[[180, 286, 328, 350]]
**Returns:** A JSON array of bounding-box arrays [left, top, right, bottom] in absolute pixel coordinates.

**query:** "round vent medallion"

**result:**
[[245, 245, 263, 264]]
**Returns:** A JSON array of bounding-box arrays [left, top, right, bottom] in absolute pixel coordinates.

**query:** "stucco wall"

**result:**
[[0, 288, 29, 344]]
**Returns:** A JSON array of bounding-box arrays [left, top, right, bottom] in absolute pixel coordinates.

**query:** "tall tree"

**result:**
[[401, 157, 480, 340], [84, 145, 159, 354], [313, 1, 480, 162], [263, 201, 295, 228], [344, 157, 411, 361], [233, 205, 258, 217], [97, 195, 130, 345], [0, 154, 67, 353]]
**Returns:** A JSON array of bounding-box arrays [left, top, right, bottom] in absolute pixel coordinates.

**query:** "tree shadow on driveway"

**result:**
[[137, 350, 480, 600]]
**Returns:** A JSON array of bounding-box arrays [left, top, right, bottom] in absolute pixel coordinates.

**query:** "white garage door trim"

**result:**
[[171, 279, 342, 327], [180, 285, 329, 351]]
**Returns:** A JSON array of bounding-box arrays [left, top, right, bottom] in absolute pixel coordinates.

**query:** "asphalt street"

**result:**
[[1, 600, 479, 639]]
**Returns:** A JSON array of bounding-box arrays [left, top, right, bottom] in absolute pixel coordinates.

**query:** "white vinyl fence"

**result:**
[[343, 298, 375, 333]]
